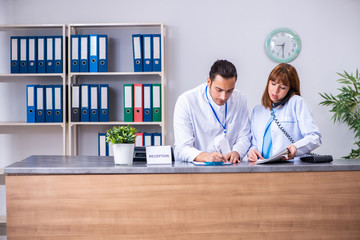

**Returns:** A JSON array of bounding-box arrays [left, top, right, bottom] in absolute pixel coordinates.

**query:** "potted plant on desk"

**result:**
[[106, 125, 137, 165]]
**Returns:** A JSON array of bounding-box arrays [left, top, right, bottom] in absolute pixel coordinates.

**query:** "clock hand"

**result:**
[[275, 42, 285, 58]]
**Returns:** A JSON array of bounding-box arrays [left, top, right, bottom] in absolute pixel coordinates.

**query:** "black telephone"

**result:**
[[300, 154, 333, 163], [271, 89, 295, 108], [133, 146, 175, 162]]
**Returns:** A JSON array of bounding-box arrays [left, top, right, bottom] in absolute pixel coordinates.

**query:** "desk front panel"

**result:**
[[6, 171, 360, 239]]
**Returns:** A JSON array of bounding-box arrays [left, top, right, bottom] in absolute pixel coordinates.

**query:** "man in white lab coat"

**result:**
[[173, 60, 251, 163]]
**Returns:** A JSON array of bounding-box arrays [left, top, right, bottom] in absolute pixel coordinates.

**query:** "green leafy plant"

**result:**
[[319, 69, 360, 159], [106, 125, 137, 144]]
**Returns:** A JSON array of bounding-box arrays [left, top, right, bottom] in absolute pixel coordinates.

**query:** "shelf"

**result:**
[[70, 72, 162, 77], [0, 23, 166, 157], [0, 73, 65, 77], [68, 23, 163, 28], [0, 24, 67, 156], [0, 24, 66, 30], [67, 23, 166, 155], [0, 122, 65, 127], [69, 122, 163, 127]]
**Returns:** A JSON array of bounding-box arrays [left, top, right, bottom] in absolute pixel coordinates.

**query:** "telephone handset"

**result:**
[[271, 89, 295, 108]]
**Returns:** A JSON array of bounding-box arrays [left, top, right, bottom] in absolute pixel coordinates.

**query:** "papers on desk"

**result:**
[[192, 161, 232, 166], [255, 148, 289, 165]]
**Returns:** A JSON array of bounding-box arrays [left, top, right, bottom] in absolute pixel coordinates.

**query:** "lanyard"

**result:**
[[205, 85, 227, 135]]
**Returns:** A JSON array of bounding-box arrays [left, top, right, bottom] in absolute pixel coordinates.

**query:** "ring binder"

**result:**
[[80, 35, 89, 72], [19, 37, 28, 73], [46, 36, 54, 73], [10, 36, 20, 73], [143, 84, 152, 122], [99, 35, 108, 72], [81, 84, 90, 122], [89, 34, 99, 72], [132, 34, 143, 72], [90, 84, 99, 122], [28, 36, 37, 73], [36, 85, 45, 123], [37, 36, 46, 73], [71, 35, 80, 72], [53, 36, 63, 73], [99, 84, 109, 122], [54, 85, 63, 123], [45, 85, 54, 122], [26, 85, 36, 123], [124, 84, 134, 122], [142, 34, 153, 72], [71, 84, 80, 122]]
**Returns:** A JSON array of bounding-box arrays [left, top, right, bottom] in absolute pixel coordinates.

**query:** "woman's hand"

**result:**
[[287, 144, 297, 159], [248, 149, 263, 162]]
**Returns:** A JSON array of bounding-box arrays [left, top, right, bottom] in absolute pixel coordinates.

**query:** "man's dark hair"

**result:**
[[209, 60, 237, 82]]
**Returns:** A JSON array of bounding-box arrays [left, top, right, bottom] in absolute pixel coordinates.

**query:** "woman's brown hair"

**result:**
[[261, 63, 301, 109]]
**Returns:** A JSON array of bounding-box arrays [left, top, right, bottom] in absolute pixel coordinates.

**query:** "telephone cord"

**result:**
[[270, 109, 295, 144]]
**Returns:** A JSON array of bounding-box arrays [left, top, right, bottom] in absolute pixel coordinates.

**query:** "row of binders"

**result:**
[[71, 84, 109, 122], [71, 34, 108, 73], [132, 34, 161, 72], [124, 83, 161, 122], [26, 85, 63, 123], [135, 132, 162, 147], [98, 132, 162, 156], [11, 36, 63, 74]]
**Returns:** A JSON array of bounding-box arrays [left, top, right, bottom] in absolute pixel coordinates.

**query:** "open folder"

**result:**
[[255, 148, 289, 165], [192, 162, 232, 166]]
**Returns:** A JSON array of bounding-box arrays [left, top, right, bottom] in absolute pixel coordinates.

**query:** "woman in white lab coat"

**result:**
[[248, 63, 322, 162]]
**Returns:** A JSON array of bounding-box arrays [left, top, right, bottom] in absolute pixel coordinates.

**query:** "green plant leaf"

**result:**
[[106, 125, 137, 144], [319, 69, 360, 159]]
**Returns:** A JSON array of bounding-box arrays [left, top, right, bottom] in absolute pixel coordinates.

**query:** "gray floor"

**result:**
[[0, 223, 5, 239]]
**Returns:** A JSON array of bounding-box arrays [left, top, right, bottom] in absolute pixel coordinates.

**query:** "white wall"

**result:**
[[0, 0, 359, 222], [1, 0, 359, 162]]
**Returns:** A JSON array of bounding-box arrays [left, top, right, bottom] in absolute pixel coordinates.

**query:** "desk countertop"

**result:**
[[4, 155, 360, 175]]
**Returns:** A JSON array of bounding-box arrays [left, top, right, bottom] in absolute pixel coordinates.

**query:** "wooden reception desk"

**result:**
[[4, 156, 360, 239]]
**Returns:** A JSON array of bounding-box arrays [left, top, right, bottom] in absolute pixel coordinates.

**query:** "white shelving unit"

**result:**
[[0, 24, 67, 155], [0, 166, 4, 225], [67, 23, 166, 155]]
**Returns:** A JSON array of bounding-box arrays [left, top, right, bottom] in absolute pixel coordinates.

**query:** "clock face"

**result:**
[[265, 28, 301, 63]]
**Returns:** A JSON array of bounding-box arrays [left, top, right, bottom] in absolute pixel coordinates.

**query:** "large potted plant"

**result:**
[[106, 125, 137, 165], [319, 69, 360, 159]]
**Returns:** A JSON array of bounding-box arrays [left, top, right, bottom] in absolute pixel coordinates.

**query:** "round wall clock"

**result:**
[[265, 28, 301, 63]]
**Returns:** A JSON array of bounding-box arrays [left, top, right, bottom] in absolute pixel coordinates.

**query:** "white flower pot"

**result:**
[[112, 143, 135, 165]]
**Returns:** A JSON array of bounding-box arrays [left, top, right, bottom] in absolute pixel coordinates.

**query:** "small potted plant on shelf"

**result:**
[[106, 125, 137, 165]]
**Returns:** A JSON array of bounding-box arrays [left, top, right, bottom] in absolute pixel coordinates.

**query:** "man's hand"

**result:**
[[194, 152, 225, 162], [224, 151, 241, 164], [248, 149, 263, 162]]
